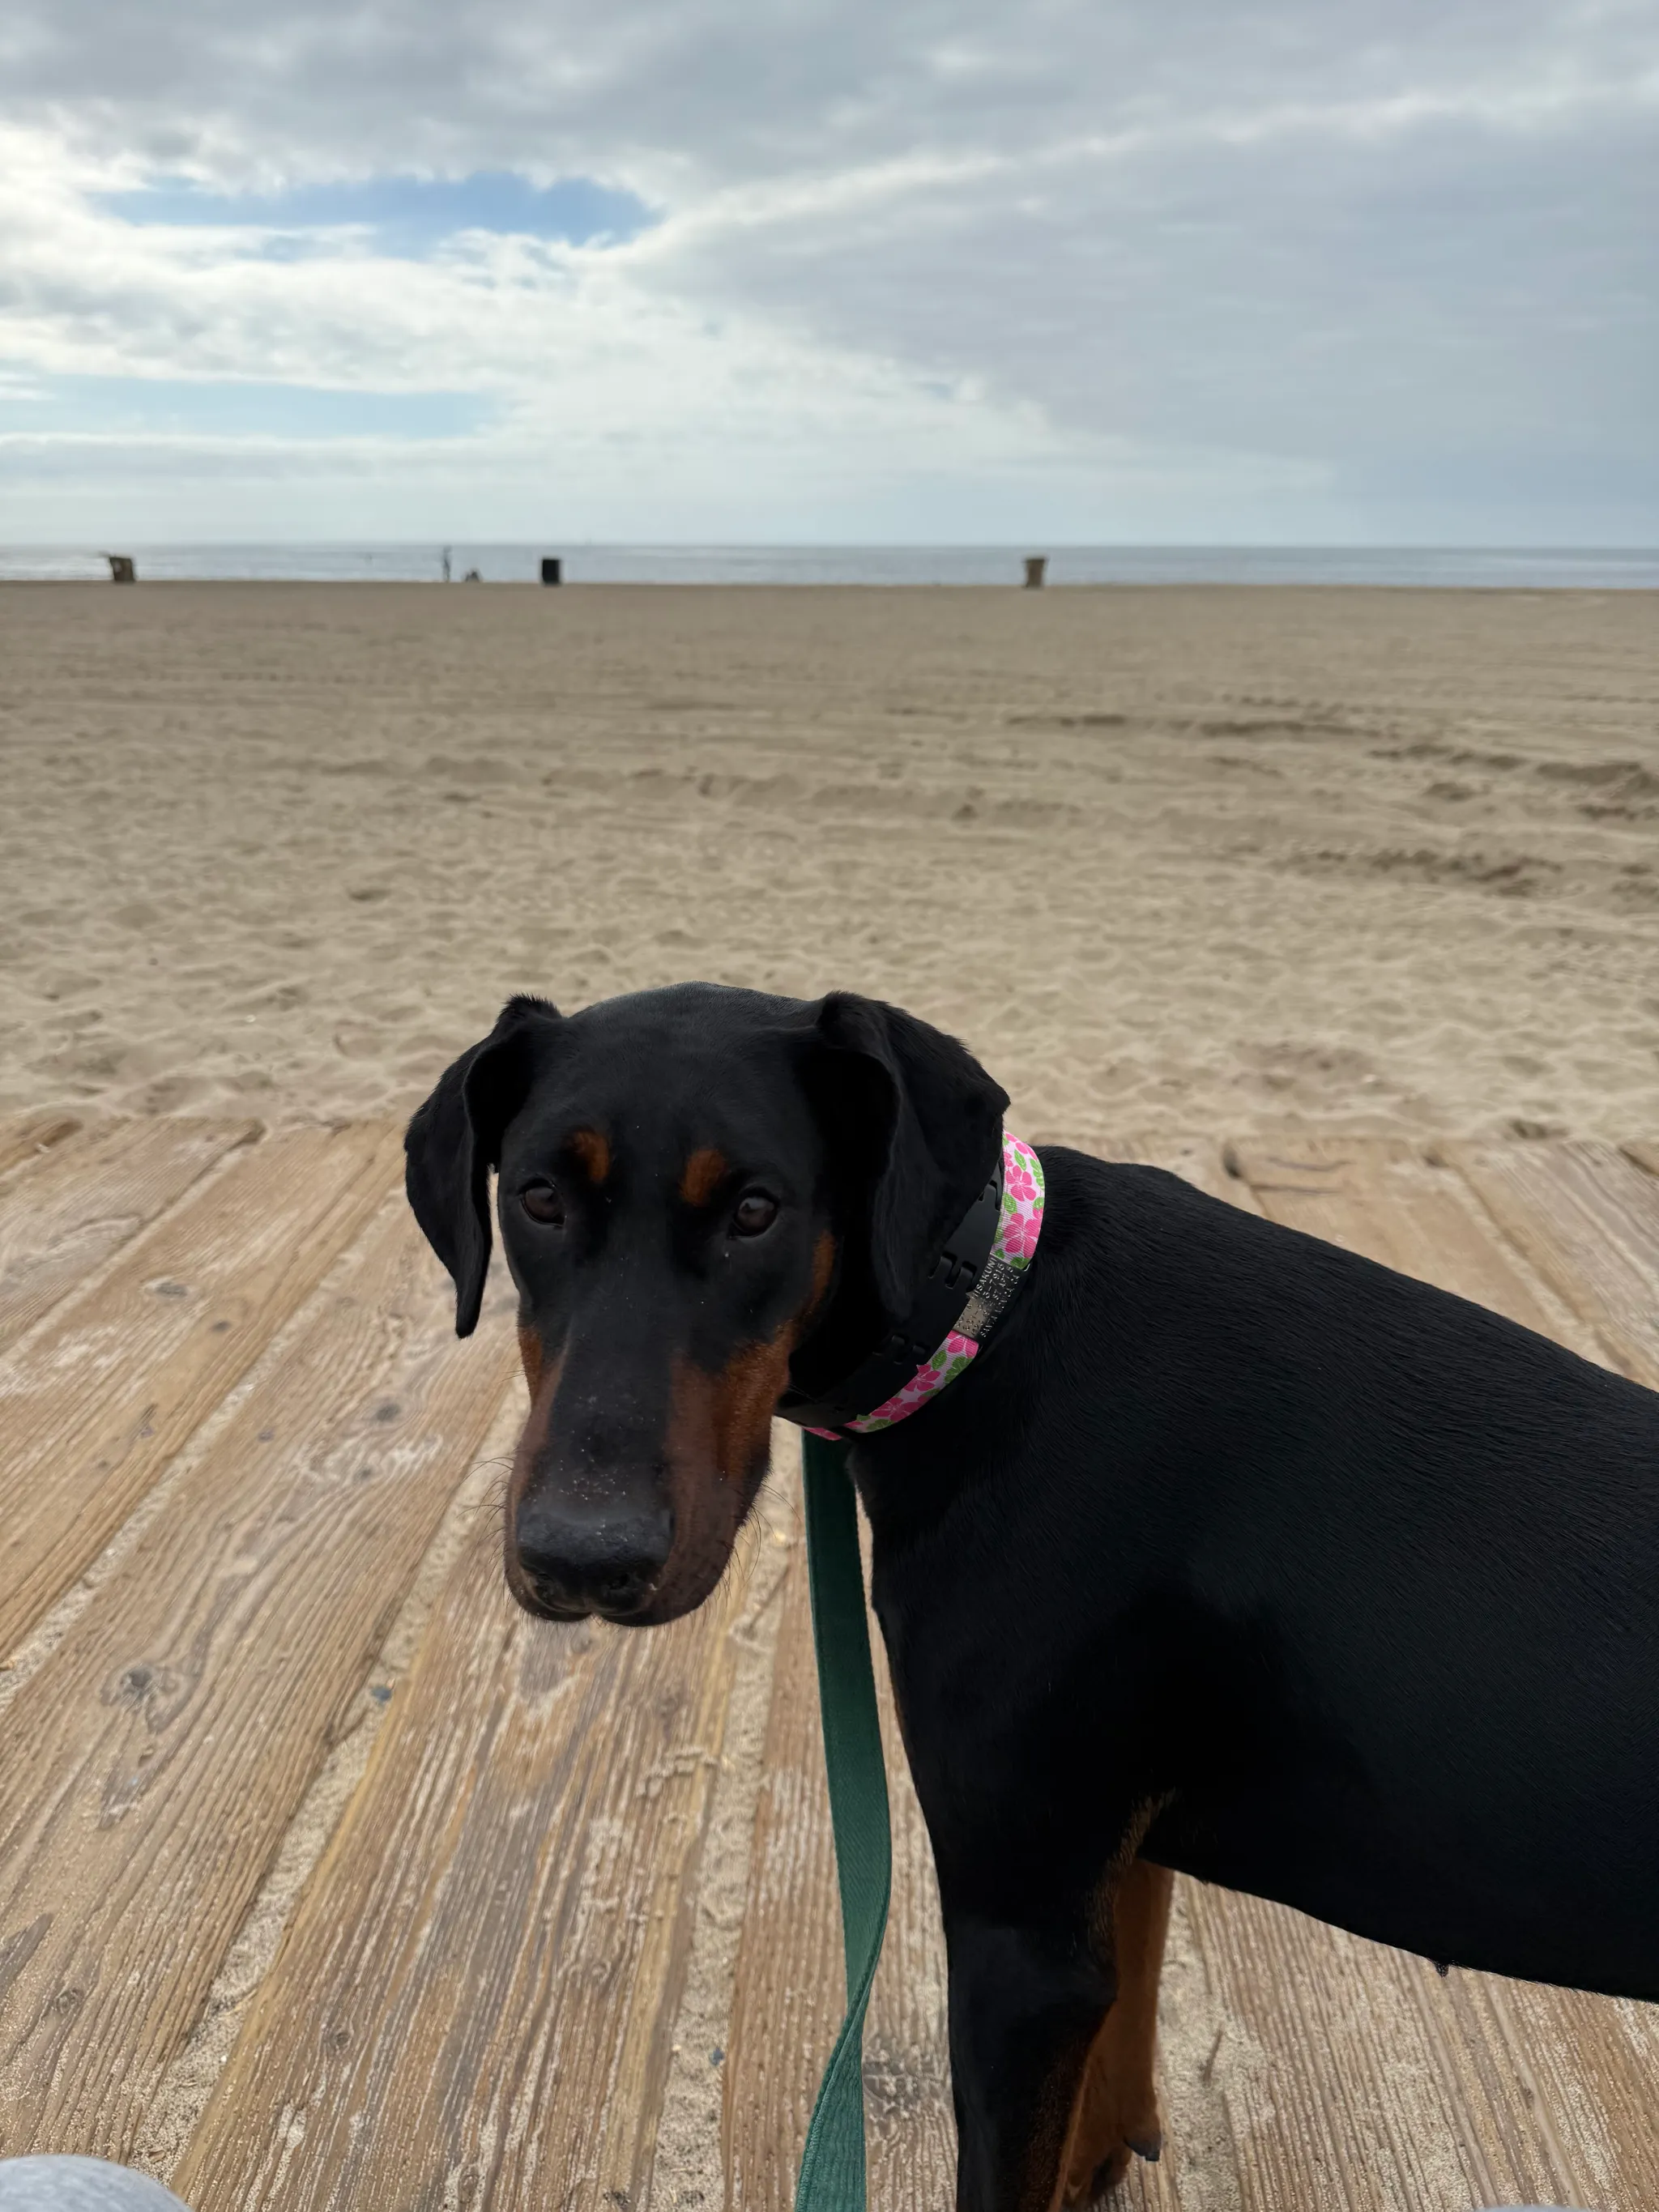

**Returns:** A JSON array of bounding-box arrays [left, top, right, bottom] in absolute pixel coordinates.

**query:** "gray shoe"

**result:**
[[0, 2162, 190, 2210]]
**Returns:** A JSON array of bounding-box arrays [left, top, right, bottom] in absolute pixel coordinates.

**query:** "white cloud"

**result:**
[[1, 1, 1655, 540]]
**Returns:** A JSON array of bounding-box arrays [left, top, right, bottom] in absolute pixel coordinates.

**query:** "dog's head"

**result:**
[[405, 983, 1006, 1625]]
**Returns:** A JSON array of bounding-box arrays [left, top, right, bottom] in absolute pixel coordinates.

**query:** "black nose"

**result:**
[[514, 1498, 675, 1618]]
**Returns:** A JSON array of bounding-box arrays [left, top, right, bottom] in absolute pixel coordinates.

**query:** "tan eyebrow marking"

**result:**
[[679, 1146, 730, 1208], [567, 1127, 611, 1184]]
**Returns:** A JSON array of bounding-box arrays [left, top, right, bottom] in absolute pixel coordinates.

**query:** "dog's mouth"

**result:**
[[504, 1339, 783, 1630], [502, 1526, 736, 1629], [508, 1582, 598, 1626], [506, 1578, 723, 1630]]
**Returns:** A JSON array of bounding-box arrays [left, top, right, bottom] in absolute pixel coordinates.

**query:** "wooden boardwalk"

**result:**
[[2, 1111, 1657, 2210]]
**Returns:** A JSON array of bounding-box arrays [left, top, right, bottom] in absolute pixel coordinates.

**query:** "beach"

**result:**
[[2, 580, 1655, 1142]]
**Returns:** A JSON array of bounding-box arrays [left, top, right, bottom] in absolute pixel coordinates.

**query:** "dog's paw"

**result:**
[[1062, 2123, 1162, 2205]]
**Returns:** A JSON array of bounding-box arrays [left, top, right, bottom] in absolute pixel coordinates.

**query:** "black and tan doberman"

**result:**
[[407, 982, 1659, 2212]]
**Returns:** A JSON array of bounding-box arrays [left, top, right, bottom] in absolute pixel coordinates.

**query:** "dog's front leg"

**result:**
[[1059, 1858, 1172, 2201], [943, 1906, 1114, 2212]]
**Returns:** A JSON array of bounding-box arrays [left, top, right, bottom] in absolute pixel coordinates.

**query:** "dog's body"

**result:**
[[407, 983, 1659, 2212]]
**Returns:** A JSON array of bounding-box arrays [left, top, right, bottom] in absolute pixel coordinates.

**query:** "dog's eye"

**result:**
[[731, 1191, 778, 1238], [521, 1181, 565, 1226]]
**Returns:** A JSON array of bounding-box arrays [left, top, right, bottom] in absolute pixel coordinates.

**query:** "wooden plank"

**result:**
[[722, 1502, 1045, 2212], [864, 1614, 965, 2212], [0, 1117, 258, 1353], [1229, 1136, 1593, 1343], [0, 1122, 403, 1660], [1448, 1140, 1659, 1387], [0, 1200, 521, 2163], [1163, 1883, 1597, 2212], [721, 1524, 842, 2212], [1167, 1880, 1659, 2210], [720, 1515, 963, 2212], [175, 1441, 752, 2212], [0, 1111, 83, 1183], [1456, 1972, 1659, 2212]]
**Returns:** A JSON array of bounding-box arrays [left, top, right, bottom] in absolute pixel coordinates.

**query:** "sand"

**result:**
[[1, 581, 1655, 1141]]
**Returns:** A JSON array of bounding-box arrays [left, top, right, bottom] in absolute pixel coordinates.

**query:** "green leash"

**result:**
[[795, 1432, 893, 2212]]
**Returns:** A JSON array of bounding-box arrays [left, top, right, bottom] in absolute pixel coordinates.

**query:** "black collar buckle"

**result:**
[[776, 1153, 1004, 1438]]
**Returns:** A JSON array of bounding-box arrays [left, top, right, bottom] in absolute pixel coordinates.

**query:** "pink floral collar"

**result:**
[[808, 1131, 1045, 1439]]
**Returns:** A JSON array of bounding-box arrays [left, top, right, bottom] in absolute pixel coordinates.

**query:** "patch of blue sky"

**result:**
[[0, 375, 488, 441], [94, 172, 656, 258]]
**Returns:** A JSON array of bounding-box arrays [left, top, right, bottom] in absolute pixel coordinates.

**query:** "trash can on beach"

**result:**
[[540, 558, 563, 586]]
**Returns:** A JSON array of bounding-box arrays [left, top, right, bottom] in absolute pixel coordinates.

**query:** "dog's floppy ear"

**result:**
[[801, 991, 1008, 1321], [404, 995, 559, 1336]]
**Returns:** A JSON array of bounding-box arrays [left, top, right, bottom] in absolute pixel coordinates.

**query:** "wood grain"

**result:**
[[0, 1111, 83, 1183], [863, 1611, 962, 2212], [1164, 1882, 1579, 2212], [0, 1116, 258, 1354], [720, 1492, 987, 2212], [0, 1122, 403, 1661], [0, 1199, 520, 2161], [1229, 1135, 1596, 1346], [175, 1438, 753, 2212], [4, 1123, 1655, 2208], [1447, 1139, 1659, 1386], [721, 1524, 843, 2212], [1164, 1856, 1659, 2210]]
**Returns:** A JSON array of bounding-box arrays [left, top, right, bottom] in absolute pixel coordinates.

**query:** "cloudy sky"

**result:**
[[2, 0, 1655, 543]]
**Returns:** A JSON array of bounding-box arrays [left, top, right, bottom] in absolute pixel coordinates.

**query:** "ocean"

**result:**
[[2, 543, 1657, 589]]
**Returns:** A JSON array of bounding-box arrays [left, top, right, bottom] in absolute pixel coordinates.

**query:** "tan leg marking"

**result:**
[[1057, 1858, 1175, 2206]]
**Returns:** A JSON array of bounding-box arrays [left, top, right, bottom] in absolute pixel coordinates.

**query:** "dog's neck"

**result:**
[[777, 1129, 1046, 1441]]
